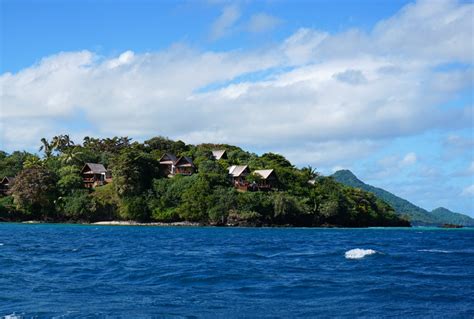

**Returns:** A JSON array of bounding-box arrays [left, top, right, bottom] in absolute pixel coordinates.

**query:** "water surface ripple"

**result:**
[[0, 224, 473, 318]]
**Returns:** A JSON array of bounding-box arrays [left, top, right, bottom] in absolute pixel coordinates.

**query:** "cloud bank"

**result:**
[[1, 0, 473, 169]]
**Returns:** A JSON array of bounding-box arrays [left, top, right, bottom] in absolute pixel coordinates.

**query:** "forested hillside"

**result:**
[[332, 170, 473, 226], [0, 135, 409, 227]]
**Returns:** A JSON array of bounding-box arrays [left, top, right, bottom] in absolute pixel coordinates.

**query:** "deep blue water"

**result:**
[[0, 224, 473, 318]]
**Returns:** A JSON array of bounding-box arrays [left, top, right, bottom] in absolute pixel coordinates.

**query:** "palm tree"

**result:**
[[39, 138, 53, 159], [59, 145, 83, 165], [302, 165, 319, 181], [54, 134, 75, 152]]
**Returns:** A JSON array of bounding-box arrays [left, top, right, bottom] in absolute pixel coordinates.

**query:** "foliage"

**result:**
[[57, 165, 83, 195], [332, 169, 440, 225], [0, 136, 412, 227], [112, 149, 159, 197], [60, 190, 94, 220], [91, 183, 119, 221], [9, 167, 58, 219], [119, 196, 150, 222]]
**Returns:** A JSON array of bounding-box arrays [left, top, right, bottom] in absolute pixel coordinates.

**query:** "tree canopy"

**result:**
[[0, 135, 410, 227]]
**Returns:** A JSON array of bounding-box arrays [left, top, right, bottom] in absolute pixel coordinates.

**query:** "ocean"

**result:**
[[0, 224, 473, 318]]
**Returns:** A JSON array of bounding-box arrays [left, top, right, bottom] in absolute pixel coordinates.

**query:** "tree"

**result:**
[[60, 189, 94, 220], [261, 153, 293, 168], [119, 196, 150, 222], [59, 145, 83, 165], [177, 176, 212, 221], [0, 151, 32, 177], [10, 168, 57, 219], [39, 138, 54, 159], [23, 155, 44, 169], [112, 149, 159, 197], [301, 165, 319, 181], [208, 187, 238, 224], [57, 165, 83, 195]]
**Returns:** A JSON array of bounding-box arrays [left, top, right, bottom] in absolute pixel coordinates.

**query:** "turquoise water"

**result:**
[[0, 224, 473, 318]]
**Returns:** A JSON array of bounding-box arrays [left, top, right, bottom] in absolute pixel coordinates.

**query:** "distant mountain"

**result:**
[[331, 170, 474, 226], [430, 207, 474, 226]]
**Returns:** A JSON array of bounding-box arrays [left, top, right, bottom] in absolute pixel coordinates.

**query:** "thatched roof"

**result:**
[[253, 169, 275, 180], [1, 176, 15, 184], [228, 165, 249, 177], [175, 156, 195, 167], [159, 153, 178, 164], [82, 163, 107, 174], [212, 150, 227, 160]]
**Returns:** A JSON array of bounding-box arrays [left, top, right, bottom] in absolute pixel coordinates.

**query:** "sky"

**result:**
[[0, 0, 473, 215]]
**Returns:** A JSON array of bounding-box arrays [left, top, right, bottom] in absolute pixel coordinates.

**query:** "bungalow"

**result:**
[[211, 150, 227, 160], [0, 176, 15, 196], [174, 157, 195, 175], [159, 153, 195, 177], [159, 153, 178, 176], [81, 163, 112, 188], [228, 165, 250, 190], [253, 169, 277, 190]]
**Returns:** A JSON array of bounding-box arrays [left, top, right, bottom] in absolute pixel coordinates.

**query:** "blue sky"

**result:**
[[1, 0, 473, 215]]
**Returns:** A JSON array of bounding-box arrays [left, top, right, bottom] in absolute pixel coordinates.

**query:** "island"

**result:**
[[0, 135, 410, 227]]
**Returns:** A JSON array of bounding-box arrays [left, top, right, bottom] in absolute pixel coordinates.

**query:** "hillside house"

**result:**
[[212, 150, 227, 160], [81, 163, 112, 188], [228, 165, 250, 190], [159, 153, 178, 176], [253, 169, 277, 190], [174, 157, 195, 175], [159, 153, 195, 177], [0, 176, 15, 196]]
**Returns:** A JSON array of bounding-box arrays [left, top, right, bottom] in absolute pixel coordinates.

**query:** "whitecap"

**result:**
[[345, 248, 377, 259], [0, 243, 4, 246], [418, 249, 452, 254]]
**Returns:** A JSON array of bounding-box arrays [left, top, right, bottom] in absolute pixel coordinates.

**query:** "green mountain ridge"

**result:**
[[430, 207, 474, 226], [331, 170, 474, 226]]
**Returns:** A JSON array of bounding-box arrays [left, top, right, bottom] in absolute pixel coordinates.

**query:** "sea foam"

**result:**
[[418, 249, 452, 254], [345, 248, 377, 259]]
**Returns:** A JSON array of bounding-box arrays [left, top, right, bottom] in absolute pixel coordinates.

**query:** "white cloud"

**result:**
[[209, 5, 241, 40], [401, 152, 417, 166], [468, 162, 474, 174], [1, 0, 473, 171], [461, 184, 474, 197], [245, 13, 281, 33]]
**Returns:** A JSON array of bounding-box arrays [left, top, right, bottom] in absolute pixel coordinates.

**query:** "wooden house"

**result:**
[[253, 169, 277, 190], [212, 150, 227, 160], [174, 157, 195, 175], [159, 153, 195, 177], [81, 163, 111, 188], [159, 153, 178, 176], [0, 176, 15, 196], [228, 165, 250, 190]]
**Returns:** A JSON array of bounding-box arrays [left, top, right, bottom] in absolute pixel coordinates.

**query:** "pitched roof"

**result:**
[[82, 163, 107, 174], [159, 153, 178, 164], [253, 169, 275, 179], [175, 156, 195, 167], [212, 150, 226, 160], [228, 165, 249, 177], [1, 176, 15, 184]]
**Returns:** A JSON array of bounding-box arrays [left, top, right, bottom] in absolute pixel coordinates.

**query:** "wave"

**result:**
[[0, 243, 4, 246], [345, 248, 378, 259], [418, 249, 452, 253]]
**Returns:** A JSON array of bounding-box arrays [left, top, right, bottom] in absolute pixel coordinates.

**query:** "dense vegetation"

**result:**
[[332, 170, 474, 226], [430, 207, 474, 226], [0, 135, 409, 227]]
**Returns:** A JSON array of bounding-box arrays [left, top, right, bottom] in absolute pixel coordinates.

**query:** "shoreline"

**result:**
[[1, 221, 470, 229], [11, 220, 414, 228], [91, 220, 201, 227]]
